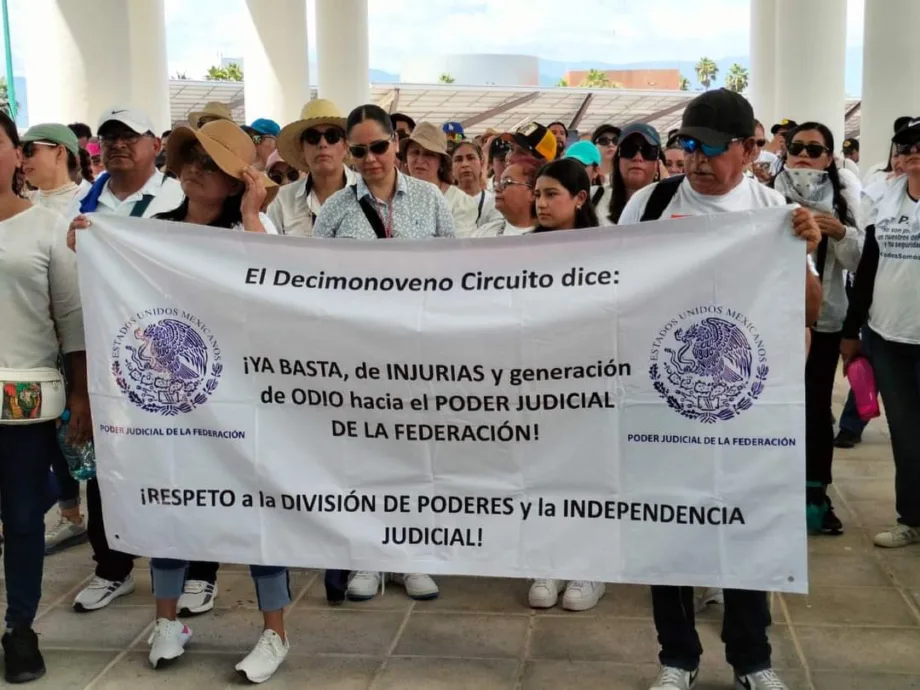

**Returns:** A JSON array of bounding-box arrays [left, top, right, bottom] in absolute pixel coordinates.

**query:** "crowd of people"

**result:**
[[1, 82, 917, 689]]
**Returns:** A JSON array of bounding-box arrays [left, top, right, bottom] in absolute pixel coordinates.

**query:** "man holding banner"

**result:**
[[620, 90, 821, 690]]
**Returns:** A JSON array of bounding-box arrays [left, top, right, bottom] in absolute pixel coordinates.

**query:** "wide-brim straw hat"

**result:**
[[166, 120, 278, 208], [277, 99, 348, 172], [399, 121, 449, 159], [188, 101, 234, 129]]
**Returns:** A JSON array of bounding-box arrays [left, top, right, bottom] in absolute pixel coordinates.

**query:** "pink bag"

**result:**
[[846, 357, 881, 421]]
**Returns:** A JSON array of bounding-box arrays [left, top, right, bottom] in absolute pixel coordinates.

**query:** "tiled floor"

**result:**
[[4, 382, 920, 689]]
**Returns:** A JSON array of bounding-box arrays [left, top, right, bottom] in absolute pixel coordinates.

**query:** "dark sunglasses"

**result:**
[[677, 136, 740, 158], [184, 147, 221, 174], [302, 128, 344, 146], [618, 139, 660, 161], [595, 135, 619, 147], [755, 139, 767, 147], [21, 141, 58, 158], [268, 168, 300, 184], [895, 139, 920, 156], [349, 138, 392, 159], [787, 141, 830, 159], [101, 131, 145, 147]]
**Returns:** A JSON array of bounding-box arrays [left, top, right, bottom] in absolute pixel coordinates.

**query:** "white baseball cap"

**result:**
[[97, 106, 155, 136]]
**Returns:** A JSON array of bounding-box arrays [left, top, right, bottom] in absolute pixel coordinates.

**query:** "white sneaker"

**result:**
[[73, 575, 136, 612], [178, 580, 218, 616], [392, 573, 439, 600], [562, 580, 605, 611], [694, 587, 724, 613], [734, 668, 788, 689], [147, 618, 191, 668], [347, 571, 382, 601], [235, 629, 289, 684], [651, 665, 699, 689], [528, 579, 564, 608], [44, 515, 88, 555], [874, 524, 919, 548]]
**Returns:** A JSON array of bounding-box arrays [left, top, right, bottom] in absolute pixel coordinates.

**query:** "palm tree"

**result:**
[[206, 63, 243, 81], [724, 63, 749, 93], [694, 57, 719, 90], [556, 77, 569, 87], [580, 69, 613, 88], [678, 74, 690, 91], [438, 73, 455, 84]]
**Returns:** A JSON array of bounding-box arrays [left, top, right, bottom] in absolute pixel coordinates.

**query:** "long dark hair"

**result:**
[[346, 104, 395, 137], [533, 158, 599, 231], [69, 149, 94, 183], [154, 193, 244, 229], [777, 121, 852, 226], [607, 135, 665, 224], [0, 110, 24, 196]]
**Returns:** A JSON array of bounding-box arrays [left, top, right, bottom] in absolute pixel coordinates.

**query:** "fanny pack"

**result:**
[[0, 367, 66, 425]]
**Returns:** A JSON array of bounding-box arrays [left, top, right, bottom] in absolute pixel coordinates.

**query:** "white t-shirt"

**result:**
[[862, 162, 889, 189], [756, 150, 778, 165], [266, 168, 358, 237], [92, 170, 185, 219], [231, 213, 278, 234], [443, 184, 480, 238], [28, 183, 89, 220], [474, 218, 533, 237], [473, 190, 503, 228]]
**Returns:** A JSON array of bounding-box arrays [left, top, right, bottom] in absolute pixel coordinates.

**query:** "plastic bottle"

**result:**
[[57, 409, 96, 480], [846, 357, 881, 422]]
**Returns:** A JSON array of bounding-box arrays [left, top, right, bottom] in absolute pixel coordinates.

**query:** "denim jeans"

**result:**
[[839, 325, 873, 438], [151, 559, 291, 612], [0, 422, 59, 627], [651, 585, 772, 675], [866, 328, 920, 526], [49, 441, 80, 511]]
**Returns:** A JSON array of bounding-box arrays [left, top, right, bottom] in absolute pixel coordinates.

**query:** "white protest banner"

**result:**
[[78, 209, 807, 593]]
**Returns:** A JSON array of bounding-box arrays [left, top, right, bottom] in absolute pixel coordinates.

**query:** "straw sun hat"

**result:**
[[188, 101, 234, 129], [277, 99, 348, 172], [166, 120, 278, 207]]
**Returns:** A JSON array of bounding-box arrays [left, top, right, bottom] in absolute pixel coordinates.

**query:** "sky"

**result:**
[[6, 0, 866, 79]]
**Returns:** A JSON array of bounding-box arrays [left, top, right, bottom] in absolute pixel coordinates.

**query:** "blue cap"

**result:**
[[564, 140, 602, 167], [442, 121, 464, 139], [250, 118, 281, 137], [618, 122, 661, 147]]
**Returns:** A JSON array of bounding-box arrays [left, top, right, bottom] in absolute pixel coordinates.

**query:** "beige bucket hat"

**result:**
[[276, 99, 348, 172], [188, 101, 234, 129], [400, 122, 449, 158]]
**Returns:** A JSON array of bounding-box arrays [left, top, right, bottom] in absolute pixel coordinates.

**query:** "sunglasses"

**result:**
[[349, 138, 392, 159], [184, 147, 221, 174], [302, 128, 344, 146], [268, 168, 300, 184], [494, 177, 533, 192], [755, 139, 767, 147], [618, 139, 660, 161], [595, 136, 619, 147], [786, 141, 830, 159], [895, 139, 920, 156], [677, 136, 741, 158], [21, 141, 58, 158], [101, 131, 145, 147]]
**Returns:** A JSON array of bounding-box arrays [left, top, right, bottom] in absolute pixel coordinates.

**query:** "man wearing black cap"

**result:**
[[502, 122, 558, 165], [390, 113, 416, 139], [620, 89, 821, 690]]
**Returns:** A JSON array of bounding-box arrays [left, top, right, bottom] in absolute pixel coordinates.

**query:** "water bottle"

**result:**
[[57, 409, 96, 480], [846, 356, 881, 422]]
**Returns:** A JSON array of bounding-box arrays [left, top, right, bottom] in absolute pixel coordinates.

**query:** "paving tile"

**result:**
[[849, 500, 898, 529], [806, 553, 893, 587], [228, 654, 381, 689], [412, 576, 530, 614], [210, 570, 314, 610], [521, 661, 659, 690], [91, 651, 238, 689], [35, 605, 152, 650], [812, 671, 920, 689], [529, 616, 658, 663], [880, 555, 920, 588], [783, 587, 918, 627], [833, 458, 895, 479], [298, 575, 413, 612], [377, 657, 518, 689], [3, 650, 118, 689], [285, 609, 406, 656], [836, 477, 897, 502], [394, 612, 528, 659], [797, 626, 920, 673], [807, 526, 873, 555], [695, 622, 803, 672]]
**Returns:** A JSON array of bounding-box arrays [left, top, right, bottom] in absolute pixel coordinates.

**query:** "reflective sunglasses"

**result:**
[[895, 139, 920, 156], [184, 147, 221, 174], [349, 138, 392, 159], [494, 176, 533, 192], [21, 141, 58, 158], [677, 136, 741, 158], [302, 128, 344, 146], [755, 138, 767, 147], [268, 167, 300, 185], [786, 141, 830, 159], [595, 135, 619, 147], [618, 139, 660, 161]]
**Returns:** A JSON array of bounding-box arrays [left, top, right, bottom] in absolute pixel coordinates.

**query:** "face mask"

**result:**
[[775, 167, 834, 214]]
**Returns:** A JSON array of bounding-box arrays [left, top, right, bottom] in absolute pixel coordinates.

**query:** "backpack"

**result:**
[[639, 175, 685, 221]]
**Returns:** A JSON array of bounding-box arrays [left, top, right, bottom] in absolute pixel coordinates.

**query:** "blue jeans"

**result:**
[[839, 325, 873, 438], [0, 422, 59, 627], [867, 328, 920, 526], [151, 559, 291, 612]]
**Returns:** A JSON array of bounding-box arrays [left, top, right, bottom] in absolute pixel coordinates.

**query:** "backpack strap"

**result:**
[[352, 184, 388, 239], [591, 186, 606, 207], [129, 194, 155, 218], [476, 191, 486, 224], [640, 175, 685, 222]]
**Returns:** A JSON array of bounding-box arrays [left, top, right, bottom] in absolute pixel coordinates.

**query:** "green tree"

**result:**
[[0, 77, 17, 115], [206, 63, 243, 81], [556, 77, 569, 87], [438, 73, 455, 84], [580, 68, 612, 88], [694, 57, 719, 90], [724, 63, 749, 93], [678, 74, 690, 91]]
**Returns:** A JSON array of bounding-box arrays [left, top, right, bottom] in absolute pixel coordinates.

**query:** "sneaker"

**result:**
[[2, 627, 46, 684], [391, 573, 439, 600], [346, 571, 381, 601], [178, 580, 218, 616], [821, 497, 843, 535], [147, 618, 191, 669], [562, 580, 605, 611], [833, 428, 861, 449], [874, 524, 920, 548], [235, 629, 289, 684], [73, 575, 136, 612], [44, 515, 88, 555], [734, 668, 788, 689], [694, 587, 724, 613], [650, 665, 698, 689], [528, 579, 564, 609]]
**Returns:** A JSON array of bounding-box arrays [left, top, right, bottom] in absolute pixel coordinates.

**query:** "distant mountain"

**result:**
[[370, 68, 400, 84]]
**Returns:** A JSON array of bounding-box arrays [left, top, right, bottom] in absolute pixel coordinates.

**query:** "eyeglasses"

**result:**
[[494, 177, 533, 192], [268, 168, 300, 184], [677, 136, 742, 158], [101, 131, 145, 147], [895, 139, 920, 156], [618, 139, 660, 161], [595, 136, 618, 147], [184, 148, 221, 174], [755, 139, 767, 147], [786, 141, 830, 159], [21, 141, 58, 158], [302, 128, 344, 146], [349, 138, 392, 159]]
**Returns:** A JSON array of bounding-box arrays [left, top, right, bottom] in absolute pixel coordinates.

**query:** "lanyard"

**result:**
[[375, 198, 394, 239]]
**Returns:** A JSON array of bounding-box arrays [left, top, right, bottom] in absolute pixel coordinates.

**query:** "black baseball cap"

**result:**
[[591, 124, 622, 142], [842, 138, 859, 152], [502, 122, 558, 161], [892, 119, 920, 144], [678, 89, 755, 148], [770, 118, 797, 135], [894, 116, 914, 134]]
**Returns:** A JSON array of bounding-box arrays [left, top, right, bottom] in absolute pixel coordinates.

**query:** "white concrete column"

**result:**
[[26, 0, 133, 126], [316, 0, 369, 114], [243, 0, 310, 126], [774, 0, 847, 149], [860, 0, 920, 172], [748, 0, 777, 131], [127, 0, 170, 133]]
